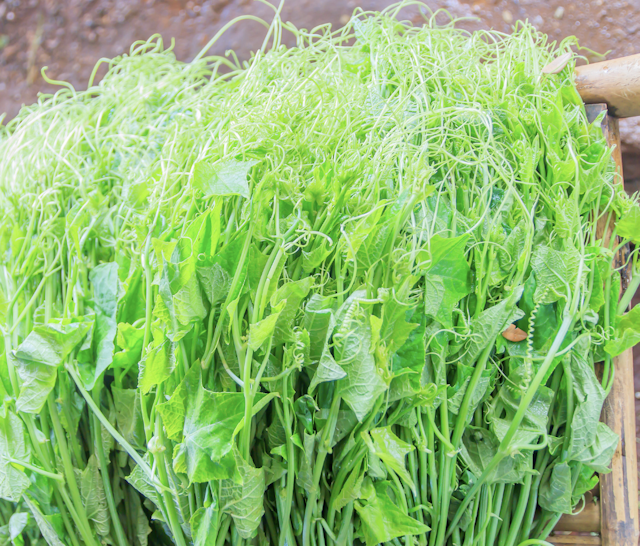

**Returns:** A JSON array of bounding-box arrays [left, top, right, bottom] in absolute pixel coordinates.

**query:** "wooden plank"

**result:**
[[547, 535, 602, 545], [582, 103, 639, 546], [555, 492, 600, 533], [576, 54, 640, 118], [600, 347, 638, 546]]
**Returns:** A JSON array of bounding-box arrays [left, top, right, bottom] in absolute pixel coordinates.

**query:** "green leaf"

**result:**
[[616, 204, 640, 244], [14, 362, 57, 414], [588, 258, 606, 313], [295, 432, 316, 494], [156, 255, 207, 343], [157, 363, 199, 442], [126, 455, 162, 512], [65, 200, 90, 256], [331, 408, 359, 447], [488, 379, 553, 447], [539, 462, 573, 514], [0, 287, 7, 329], [113, 387, 146, 450], [186, 203, 222, 261], [263, 454, 286, 486], [308, 309, 345, 393], [231, 392, 279, 438], [531, 244, 581, 304], [309, 343, 346, 394], [294, 395, 317, 435], [334, 295, 387, 421], [463, 286, 524, 366], [138, 323, 176, 395], [343, 205, 385, 262], [459, 426, 528, 483], [15, 318, 92, 413], [423, 234, 471, 327], [112, 322, 145, 370], [15, 319, 92, 367], [567, 350, 607, 461], [172, 368, 266, 483], [572, 466, 599, 505], [8, 512, 28, 544], [303, 295, 335, 363], [57, 391, 84, 436], [605, 304, 640, 356], [80, 455, 110, 536], [78, 262, 119, 389], [131, 488, 151, 546], [354, 480, 429, 546], [554, 193, 579, 238], [23, 498, 64, 546], [190, 499, 219, 546], [332, 458, 364, 511], [448, 363, 492, 418], [378, 280, 420, 354], [248, 304, 284, 352], [0, 407, 30, 502], [193, 159, 258, 199], [392, 313, 425, 377], [270, 277, 315, 343], [518, 274, 558, 352], [363, 427, 415, 492], [118, 266, 146, 324], [572, 422, 618, 473], [497, 221, 526, 274], [197, 235, 248, 307], [219, 449, 265, 539]]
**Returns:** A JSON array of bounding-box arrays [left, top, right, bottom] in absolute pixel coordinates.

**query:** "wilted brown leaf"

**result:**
[[501, 323, 527, 342], [541, 52, 572, 74]]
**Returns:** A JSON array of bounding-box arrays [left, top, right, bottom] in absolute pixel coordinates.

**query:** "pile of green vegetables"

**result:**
[[2, 2, 640, 545]]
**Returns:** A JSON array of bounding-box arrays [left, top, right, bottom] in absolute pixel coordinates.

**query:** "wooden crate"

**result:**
[[546, 55, 640, 545]]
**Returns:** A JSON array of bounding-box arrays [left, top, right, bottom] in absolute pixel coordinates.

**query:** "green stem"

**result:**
[[535, 512, 562, 543], [9, 459, 64, 482], [203, 224, 255, 371], [485, 483, 505, 546], [504, 474, 533, 546], [92, 385, 131, 546], [216, 516, 231, 546], [497, 486, 515, 546], [560, 358, 574, 460], [302, 394, 341, 546], [436, 341, 494, 546], [154, 412, 188, 546], [447, 297, 578, 537], [275, 395, 296, 546], [66, 364, 168, 491], [140, 238, 155, 442], [47, 395, 99, 546], [618, 267, 640, 314], [335, 502, 354, 546], [520, 451, 551, 542]]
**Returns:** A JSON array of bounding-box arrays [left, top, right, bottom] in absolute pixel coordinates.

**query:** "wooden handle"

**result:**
[[575, 54, 640, 118]]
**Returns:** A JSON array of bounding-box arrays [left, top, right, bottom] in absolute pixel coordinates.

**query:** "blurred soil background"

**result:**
[[0, 0, 640, 504]]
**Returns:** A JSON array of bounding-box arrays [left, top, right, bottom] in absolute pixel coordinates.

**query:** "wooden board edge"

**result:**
[[584, 103, 639, 546]]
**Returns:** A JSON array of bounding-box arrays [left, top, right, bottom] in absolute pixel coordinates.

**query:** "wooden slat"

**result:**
[[555, 492, 600, 533], [600, 347, 639, 546], [581, 103, 639, 546], [548, 535, 602, 545]]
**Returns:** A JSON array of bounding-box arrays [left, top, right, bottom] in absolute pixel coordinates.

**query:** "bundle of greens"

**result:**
[[1, 2, 640, 545]]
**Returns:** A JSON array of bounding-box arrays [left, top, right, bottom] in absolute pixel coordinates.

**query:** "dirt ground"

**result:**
[[1, 0, 640, 513]]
